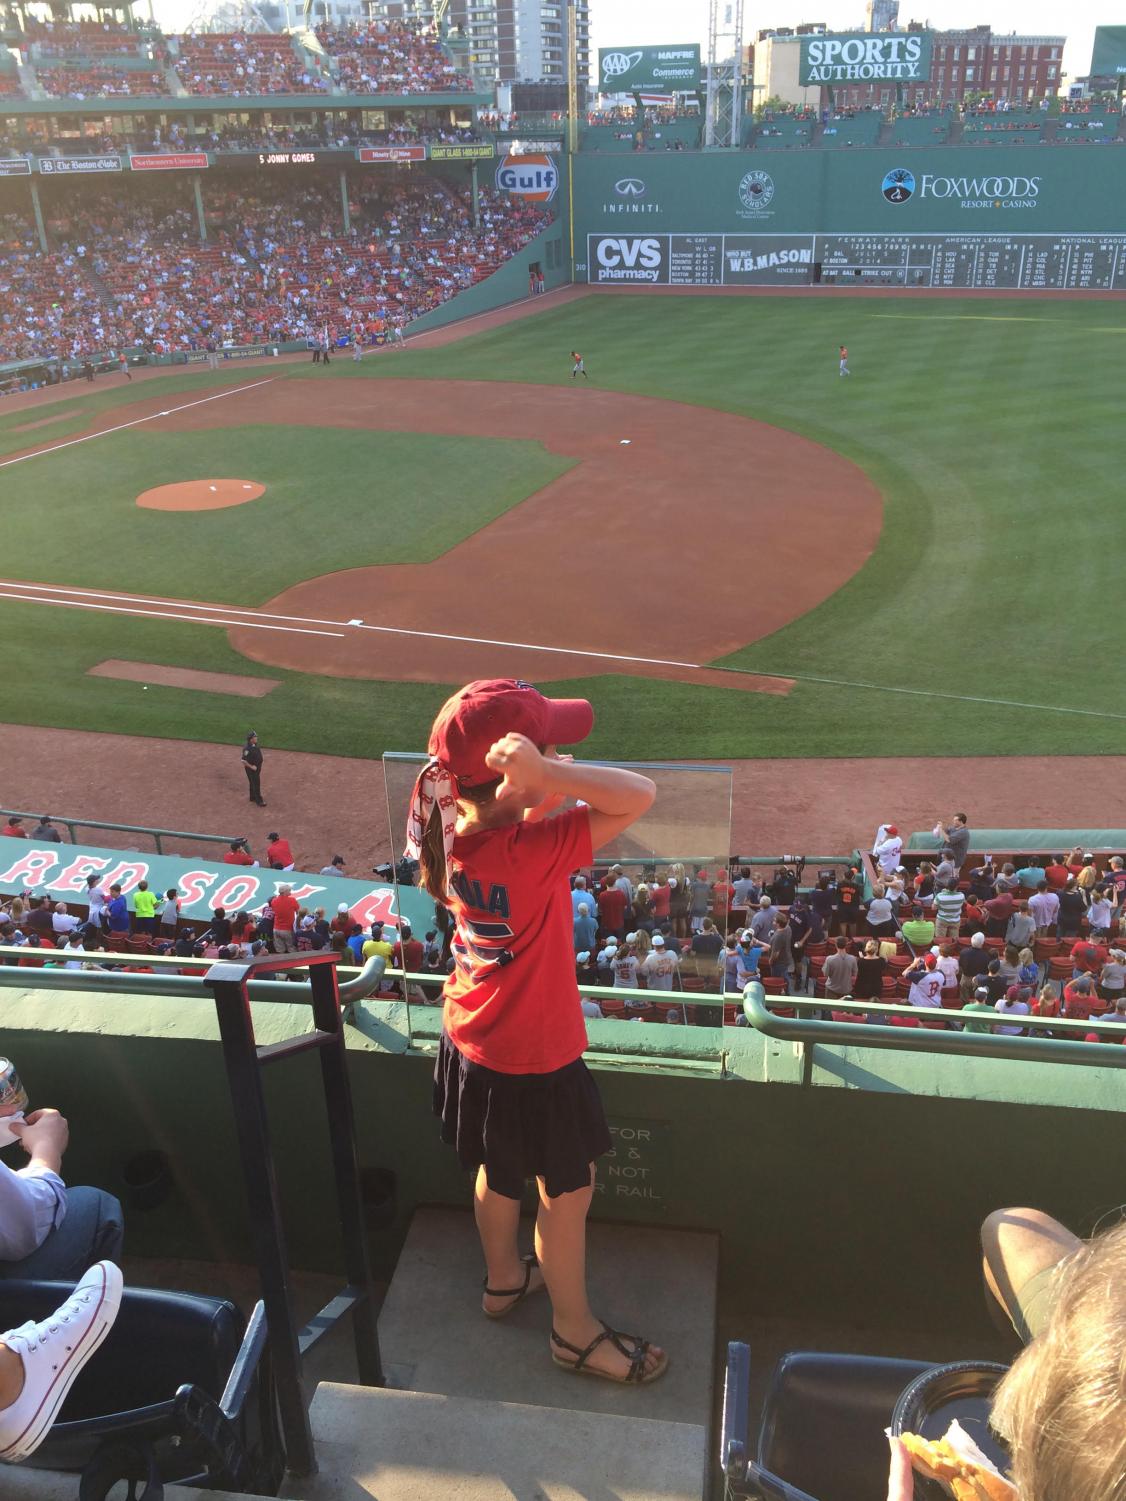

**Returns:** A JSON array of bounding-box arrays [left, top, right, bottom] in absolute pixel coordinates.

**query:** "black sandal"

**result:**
[[550, 1321, 669, 1384], [482, 1253, 541, 1319]]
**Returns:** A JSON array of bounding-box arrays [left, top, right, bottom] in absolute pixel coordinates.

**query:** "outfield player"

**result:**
[[838, 344, 850, 377], [571, 351, 587, 380]]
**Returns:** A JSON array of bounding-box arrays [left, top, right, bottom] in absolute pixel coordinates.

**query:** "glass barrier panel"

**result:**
[[381, 752, 733, 1041]]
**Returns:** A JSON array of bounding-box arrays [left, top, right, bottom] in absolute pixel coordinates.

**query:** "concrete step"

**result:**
[[284, 1380, 707, 1501], [377, 1206, 718, 1429], [2, 1474, 268, 1501]]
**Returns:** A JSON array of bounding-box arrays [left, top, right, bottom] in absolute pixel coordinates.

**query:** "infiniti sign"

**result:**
[[614, 178, 646, 196], [604, 177, 661, 215]]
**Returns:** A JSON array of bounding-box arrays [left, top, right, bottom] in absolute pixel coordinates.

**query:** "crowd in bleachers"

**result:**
[[172, 31, 329, 96], [36, 66, 168, 100], [24, 17, 148, 58], [314, 20, 472, 93], [0, 172, 550, 362]]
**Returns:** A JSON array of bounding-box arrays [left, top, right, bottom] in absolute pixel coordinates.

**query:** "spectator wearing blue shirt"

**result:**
[[105, 886, 129, 935], [346, 927, 366, 964], [573, 901, 597, 956], [1016, 861, 1045, 890]]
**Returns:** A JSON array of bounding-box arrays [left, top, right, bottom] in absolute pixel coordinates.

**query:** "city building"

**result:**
[[865, 0, 899, 33], [754, 23, 1064, 111], [443, 0, 590, 86]]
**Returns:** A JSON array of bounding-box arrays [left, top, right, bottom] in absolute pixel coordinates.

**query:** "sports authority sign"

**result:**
[[1091, 25, 1126, 75], [598, 44, 700, 93], [129, 152, 209, 171], [799, 32, 932, 85]]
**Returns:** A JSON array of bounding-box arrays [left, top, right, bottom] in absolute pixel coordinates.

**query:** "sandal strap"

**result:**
[[483, 1253, 537, 1299], [552, 1322, 652, 1381]]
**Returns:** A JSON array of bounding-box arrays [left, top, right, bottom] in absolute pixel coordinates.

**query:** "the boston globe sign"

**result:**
[[799, 31, 932, 85]]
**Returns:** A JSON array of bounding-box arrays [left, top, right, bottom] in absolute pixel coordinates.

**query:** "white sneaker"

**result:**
[[0, 1260, 124, 1463]]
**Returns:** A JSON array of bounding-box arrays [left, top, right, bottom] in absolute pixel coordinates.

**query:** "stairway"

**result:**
[[287, 1206, 718, 1501], [3, 1210, 718, 1501]]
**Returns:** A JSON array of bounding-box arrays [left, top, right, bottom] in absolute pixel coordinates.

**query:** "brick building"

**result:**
[[831, 26, 1065, 110]]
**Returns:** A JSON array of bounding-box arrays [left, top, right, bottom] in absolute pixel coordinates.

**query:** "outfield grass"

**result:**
[[5, 294, 1126, 761]]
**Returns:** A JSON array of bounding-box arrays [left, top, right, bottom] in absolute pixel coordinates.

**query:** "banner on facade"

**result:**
[[357, 145, 427, 163], [598, 44, 700, 93], [38, 156, 122, 174], [1091, 26, 1126, 75], [0, 158, 31, 177], [799, 32, 933, 85], [129, 152, 209, 171], [427, 141, 496, 160]]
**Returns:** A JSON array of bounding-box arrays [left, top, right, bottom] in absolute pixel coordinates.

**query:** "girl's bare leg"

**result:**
[[0, 1345, 23, 1408], [535, 1166, 664, 1379], [474, 1166, 543, 1314]]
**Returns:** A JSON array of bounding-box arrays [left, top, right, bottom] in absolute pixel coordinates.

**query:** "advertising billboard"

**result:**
[[799, 31, 932, 85], [1091, 25, 1126, 75], [598, 45, 701, 93]]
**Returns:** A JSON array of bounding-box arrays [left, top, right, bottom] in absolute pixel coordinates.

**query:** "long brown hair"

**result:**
[[418, 777, 502, 902]]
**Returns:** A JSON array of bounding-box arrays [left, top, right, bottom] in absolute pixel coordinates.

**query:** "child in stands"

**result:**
[[406, 679, 667, 1385]]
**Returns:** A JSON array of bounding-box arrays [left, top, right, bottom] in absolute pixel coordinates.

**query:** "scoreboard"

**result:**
[[585, 232, 1126, 290]]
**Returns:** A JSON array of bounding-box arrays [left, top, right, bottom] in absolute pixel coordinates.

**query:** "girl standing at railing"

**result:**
[[406, 679, 668, 1385]]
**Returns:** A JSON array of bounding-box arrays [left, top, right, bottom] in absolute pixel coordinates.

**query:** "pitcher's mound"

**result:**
[[137, 479, 265, 512]]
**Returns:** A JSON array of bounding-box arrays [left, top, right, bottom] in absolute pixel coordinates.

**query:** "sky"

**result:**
[[591, 0, 1097, 84]]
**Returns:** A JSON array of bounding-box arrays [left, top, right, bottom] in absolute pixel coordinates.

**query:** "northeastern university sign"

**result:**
[[799, 31, 932, 85]]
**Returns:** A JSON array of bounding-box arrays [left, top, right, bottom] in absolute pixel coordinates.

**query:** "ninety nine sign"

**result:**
[[598, 44, 701, 93], [0, 158, 31, 177], [130, 152, 209, 171], [357, 144, 426, 163], [799, 31, 933, 85], [38, 155, 121, 174]]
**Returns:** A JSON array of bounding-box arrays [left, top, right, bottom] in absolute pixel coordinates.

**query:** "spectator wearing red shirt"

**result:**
[[330, 903, 353, 937], [223, 839, 255, 866], [270, 884, 299, 953], [394, 922, 425, 972], [2, 817, 26, 839], [1070, 938, 1107, 977], [266, 833, 295, 870], [1063, 974, 1100, 1022], [1043, 856, 1069, 889], [596, 881, 627, 939], [649, 878, 671, 925], [407, 678, 666, 1383], [710, 874, 734, 925], [983, 890, 1016, 937]]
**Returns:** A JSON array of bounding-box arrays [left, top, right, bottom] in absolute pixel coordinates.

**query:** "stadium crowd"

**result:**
[[0, 172, 550, 363], [3, 820, 1126, 1038], [314, 20, 472, 94], [171, 32, 329, 96]]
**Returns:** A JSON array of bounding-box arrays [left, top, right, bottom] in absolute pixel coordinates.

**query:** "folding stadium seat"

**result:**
[[599, 997, 626, 1018], [761, 975, 787, 993], [1048, 956, 1074, 981], [106, 934, 130, 952], [126, 934, 153, 953], [1034, 937, 1061, 962]]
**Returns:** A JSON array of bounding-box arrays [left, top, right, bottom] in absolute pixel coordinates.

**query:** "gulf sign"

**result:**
[[495, 153, 558, 204]]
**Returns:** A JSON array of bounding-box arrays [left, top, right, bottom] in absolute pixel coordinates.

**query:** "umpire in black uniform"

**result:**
[[242, 732, 265, 806]]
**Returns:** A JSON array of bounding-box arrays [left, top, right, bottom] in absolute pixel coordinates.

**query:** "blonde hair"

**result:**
[[1019, 947, 1034, 968], [633, 930, 652, 959], [992, 1218, 1126, 1501]]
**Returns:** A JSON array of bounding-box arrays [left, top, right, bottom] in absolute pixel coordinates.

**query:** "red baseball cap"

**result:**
[[886, 824, 899, 836], [428, 679, 593, 787]]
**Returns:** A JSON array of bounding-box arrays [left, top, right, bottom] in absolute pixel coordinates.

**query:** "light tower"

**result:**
[[705, 0, 745, 148]]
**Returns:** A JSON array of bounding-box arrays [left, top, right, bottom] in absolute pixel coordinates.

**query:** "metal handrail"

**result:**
[[0, 807, 247, 855], [0, 947, 388, 1004], [742, 986, 1126, 1068], [773, 993, 1119, 1037]]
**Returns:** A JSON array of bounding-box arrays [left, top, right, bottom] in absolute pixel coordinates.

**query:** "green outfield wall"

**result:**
[[573, 148, 1126, 290]]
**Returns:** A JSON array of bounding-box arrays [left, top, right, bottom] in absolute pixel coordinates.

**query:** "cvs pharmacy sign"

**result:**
[[587, 234, 668, 283]]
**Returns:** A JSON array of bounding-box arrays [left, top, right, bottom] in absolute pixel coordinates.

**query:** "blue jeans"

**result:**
[[0, 1187, 124, 1283]]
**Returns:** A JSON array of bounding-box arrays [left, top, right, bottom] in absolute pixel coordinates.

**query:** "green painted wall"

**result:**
[[573, 147, 1121, 238], [4, 988, 1124, 1329], [409, 219, 570, 336]]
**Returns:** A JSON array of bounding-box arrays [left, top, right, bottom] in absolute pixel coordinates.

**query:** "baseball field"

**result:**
[[3, 287, 1125, 786]]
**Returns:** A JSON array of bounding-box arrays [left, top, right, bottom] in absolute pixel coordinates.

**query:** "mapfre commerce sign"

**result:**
[[799, 31, 932, 85]]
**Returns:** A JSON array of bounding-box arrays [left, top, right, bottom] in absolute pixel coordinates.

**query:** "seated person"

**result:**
[[0, 1107, 124, 1281], [889, 1207, 1123, 1500], [0, 1261, 123, 1463]]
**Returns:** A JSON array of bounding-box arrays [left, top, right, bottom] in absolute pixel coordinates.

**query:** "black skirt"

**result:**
[[433, 1032, 612, 1201]]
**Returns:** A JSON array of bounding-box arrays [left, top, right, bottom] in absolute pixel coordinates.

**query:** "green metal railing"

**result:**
[[742, 986, 1126, 1069], [0, 808, 248, 856]]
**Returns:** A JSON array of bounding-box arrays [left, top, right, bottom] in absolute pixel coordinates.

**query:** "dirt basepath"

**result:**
[[4, 724, 1123, 869], [148, 377, 881, 690]]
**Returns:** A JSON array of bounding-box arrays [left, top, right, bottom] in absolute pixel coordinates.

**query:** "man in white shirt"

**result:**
[[750, 897, 778, 943], [1028, 882, 1060, 935], [0, 1108, 124, 1281], [51, 903, 81, 936], [872, 823, 903, 877], [641, 933, 679, 992]]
